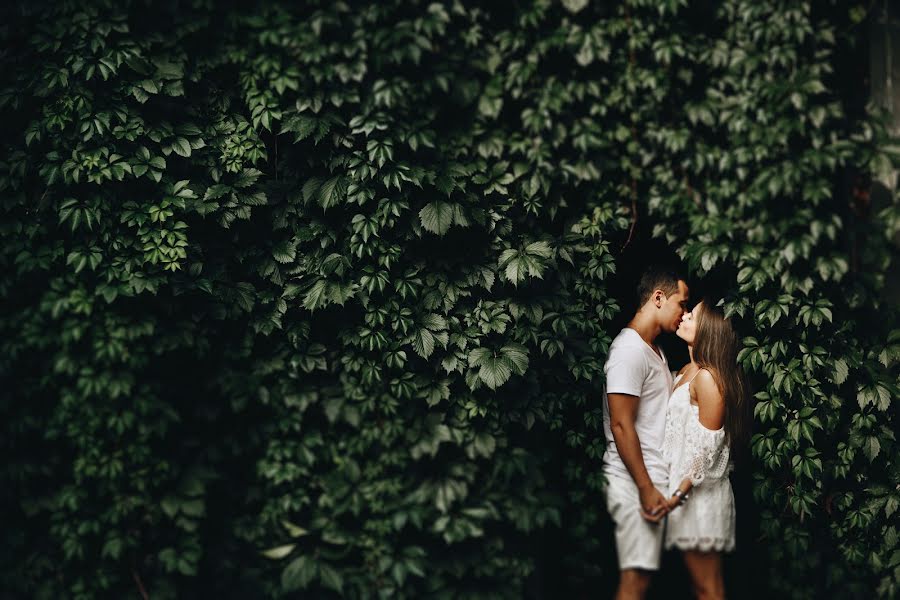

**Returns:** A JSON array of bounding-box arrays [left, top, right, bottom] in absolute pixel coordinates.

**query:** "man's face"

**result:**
[[658, 280, 689, 333]]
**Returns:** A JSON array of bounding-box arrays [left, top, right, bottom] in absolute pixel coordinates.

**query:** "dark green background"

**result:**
[[1, 1, 897, 598]]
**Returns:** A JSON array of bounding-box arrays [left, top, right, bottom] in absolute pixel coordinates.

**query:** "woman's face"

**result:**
[[676, 302, 701, 345]]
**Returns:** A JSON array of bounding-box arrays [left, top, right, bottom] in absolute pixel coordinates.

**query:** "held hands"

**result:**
[[638, 485, 687, 522], [664, 495, 682, 512], [637, 484, 669, 523]]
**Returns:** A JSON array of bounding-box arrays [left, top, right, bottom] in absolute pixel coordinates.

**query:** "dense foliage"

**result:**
[[1, 0, 897, 598]]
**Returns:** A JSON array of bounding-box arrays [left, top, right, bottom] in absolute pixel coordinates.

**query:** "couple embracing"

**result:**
[[602, 267, 750, 600]]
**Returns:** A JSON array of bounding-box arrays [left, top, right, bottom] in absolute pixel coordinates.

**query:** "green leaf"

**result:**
[[501, 344, 529, 374], [262, 544, 296, 560], [161, 496, 178, 518], [833, 358, 849, 385], [886, 496, 899, 519], [875, 384, 892, 411], [472, 432, 496, 458], [413, 328, 435, 359], [303, 279, 329, 311], [318, 175, 346, 209], [282, 114, 317, 141], [282, 556, 316, 591], [421, 313, 447, 331], [281, 521, 310, 538], [477, 355, 512, 390], [101, 538, 123, 559], [524, 241, 552, 258], [503, 256, 525, 286], [319, 563, 343, 593], [302, 177, 322, 203], [863, 436, 881, 462], [180, 499, 204, 517], [172, 137, 192, 157], [442, 355, 459, 374], [419, 201, 454, 235], [272, 240, 297, 263]]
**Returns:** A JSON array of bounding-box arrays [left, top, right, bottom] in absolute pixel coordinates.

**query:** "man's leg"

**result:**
[[604, 475, 665, 599], [616, 568, 652, 600]]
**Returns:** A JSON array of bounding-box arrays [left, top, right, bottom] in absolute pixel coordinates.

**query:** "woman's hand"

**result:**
[[665, 495, 682, 511]]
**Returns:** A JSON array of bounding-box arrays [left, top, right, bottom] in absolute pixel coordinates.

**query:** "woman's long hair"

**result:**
[[693, 300, 750, 451]]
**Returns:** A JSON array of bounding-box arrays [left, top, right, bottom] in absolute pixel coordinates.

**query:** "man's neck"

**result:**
[[627, 309, 662, 349]]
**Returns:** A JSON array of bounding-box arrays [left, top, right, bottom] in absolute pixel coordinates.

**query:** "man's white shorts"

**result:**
[[604, 473, 666, 571]]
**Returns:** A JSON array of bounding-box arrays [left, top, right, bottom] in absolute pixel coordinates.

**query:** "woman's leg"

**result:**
[[682, 550, 725, 600]]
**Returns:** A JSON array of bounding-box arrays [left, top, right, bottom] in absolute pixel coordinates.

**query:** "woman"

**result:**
[[662, 299, 749, 600]]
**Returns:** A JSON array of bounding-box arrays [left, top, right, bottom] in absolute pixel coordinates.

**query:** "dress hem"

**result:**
[[664, 540, 735, 553]]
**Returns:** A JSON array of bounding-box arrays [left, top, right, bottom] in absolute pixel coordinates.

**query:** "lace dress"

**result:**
[[662, 372, 735, 552]]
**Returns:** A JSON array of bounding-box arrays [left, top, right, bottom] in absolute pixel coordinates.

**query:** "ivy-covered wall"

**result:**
[[1, 1, 897, 598]]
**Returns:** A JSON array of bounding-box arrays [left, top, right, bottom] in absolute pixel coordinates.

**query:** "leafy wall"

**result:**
[[1, 0, 897, 598]]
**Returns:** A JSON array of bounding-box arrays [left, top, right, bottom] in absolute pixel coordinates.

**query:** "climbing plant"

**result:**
[[1, 0, 896, 598]]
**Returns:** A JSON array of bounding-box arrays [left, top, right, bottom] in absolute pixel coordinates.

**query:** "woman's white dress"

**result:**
[[662, 372, 735, 552]]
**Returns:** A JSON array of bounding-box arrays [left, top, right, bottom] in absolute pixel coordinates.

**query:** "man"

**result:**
[[602, 266, 689, 599]]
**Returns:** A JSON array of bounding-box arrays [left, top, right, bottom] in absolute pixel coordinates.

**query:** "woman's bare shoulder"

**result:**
[[693, 369, 723, 402]]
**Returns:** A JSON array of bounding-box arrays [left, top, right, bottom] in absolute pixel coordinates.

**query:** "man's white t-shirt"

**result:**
[[602, 328, 673, 485]]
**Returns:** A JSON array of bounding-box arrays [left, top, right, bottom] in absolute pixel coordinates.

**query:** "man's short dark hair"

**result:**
[[636, 266, 683, 307]]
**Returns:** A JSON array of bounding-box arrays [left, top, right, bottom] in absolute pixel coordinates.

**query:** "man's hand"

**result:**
[[637, 484, 668, 523]]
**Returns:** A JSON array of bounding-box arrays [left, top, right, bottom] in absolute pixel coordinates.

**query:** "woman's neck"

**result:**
[[688, 345, 696, 365]]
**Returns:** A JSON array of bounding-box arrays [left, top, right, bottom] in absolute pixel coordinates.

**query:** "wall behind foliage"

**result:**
[[1, 1, 897, 598]]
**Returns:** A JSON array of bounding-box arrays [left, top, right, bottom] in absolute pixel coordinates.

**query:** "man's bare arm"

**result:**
[[608, 392, 668, 521]]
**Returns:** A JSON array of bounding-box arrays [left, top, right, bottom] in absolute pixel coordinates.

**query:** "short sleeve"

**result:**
[[604, 344, 648, 397]]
